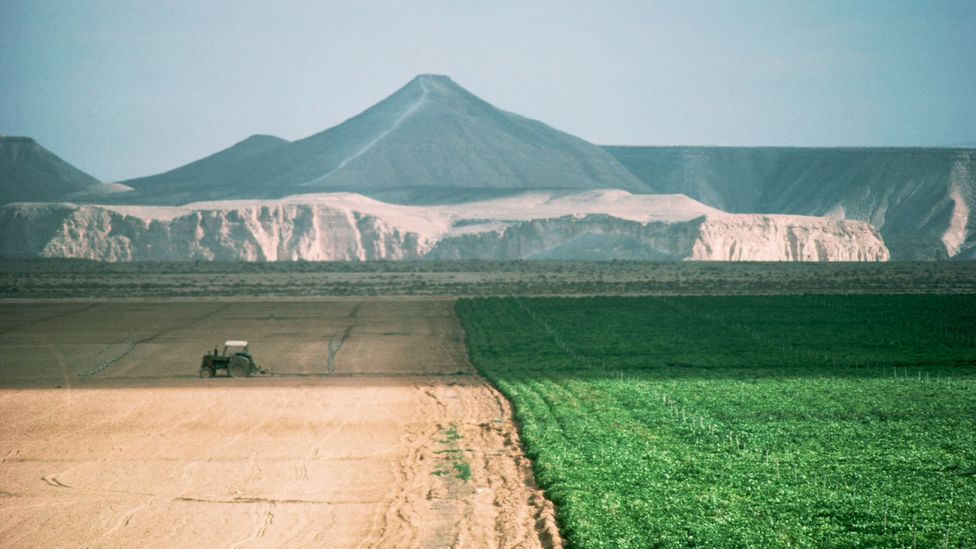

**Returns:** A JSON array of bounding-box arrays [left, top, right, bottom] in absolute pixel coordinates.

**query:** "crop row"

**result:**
[[457, 295, 976, 548]]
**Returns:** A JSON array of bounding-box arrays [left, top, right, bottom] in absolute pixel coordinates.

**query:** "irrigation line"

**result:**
[[326, 328, 351, 374], [326, 302, 361, 373], [80, 343, 136, 376], [78, 303, 233, 377]]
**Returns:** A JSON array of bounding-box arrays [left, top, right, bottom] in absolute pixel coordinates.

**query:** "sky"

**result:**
[[1, 1, 975, 182]]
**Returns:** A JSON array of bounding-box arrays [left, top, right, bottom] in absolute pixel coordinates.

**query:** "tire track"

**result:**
[[95, 497, 154, 544], [176, 412, 271, 492], [326, 328, 352, 374], [41, 475, 70, 488], [475, 378, 563, 549], [361, 381, 432, 548], [177, 496, 380, 505], [229, 502, 275, 549]]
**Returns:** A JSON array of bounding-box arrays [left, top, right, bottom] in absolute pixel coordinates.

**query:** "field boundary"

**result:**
[[454, 305, 565, 548]]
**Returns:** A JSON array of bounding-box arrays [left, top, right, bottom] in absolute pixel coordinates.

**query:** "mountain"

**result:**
[[4, 75, 971, 261], [121, 75, 649, 204], [0, 190, 888, 261], [0, 136, 111, 205], [121, 134, 289, 204], [605, 146, 976, 260]]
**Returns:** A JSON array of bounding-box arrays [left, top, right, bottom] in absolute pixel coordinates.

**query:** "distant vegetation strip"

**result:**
[[2, 260, 975, 298], [456, 295, 976, 547]]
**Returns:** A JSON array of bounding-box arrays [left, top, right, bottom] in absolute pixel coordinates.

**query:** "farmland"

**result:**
[[0, 301, 559, 547], [457, 295, 976, 547], [4, 264, 976, 548]]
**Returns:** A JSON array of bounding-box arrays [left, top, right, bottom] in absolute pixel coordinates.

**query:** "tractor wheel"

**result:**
[[199, 367, 214, 378], [227, 356, 250, 378]]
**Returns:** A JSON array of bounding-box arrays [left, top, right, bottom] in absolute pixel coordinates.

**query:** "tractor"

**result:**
[[199, 340, 264, 378]]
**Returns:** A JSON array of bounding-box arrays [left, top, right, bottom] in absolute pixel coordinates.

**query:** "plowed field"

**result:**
[[0, 301, 560, 548]]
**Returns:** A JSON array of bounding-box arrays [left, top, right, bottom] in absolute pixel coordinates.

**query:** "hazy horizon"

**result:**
[[2, 0, 975, 182]]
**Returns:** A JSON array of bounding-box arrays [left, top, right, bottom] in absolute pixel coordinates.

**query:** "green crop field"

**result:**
[[457, 295, 976, 548]]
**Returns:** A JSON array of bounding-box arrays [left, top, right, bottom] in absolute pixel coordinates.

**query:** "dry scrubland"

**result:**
[[2, 260, 975, 299], [0, 301, 560, 548]]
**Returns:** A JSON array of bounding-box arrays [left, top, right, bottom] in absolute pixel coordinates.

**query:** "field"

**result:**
[[457, 295, 976, 547], [0, 301, 559, 548], [4, 261, 976, 548]]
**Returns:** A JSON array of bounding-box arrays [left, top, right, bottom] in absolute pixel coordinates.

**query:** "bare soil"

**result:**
[[0, 301, 561, 548]]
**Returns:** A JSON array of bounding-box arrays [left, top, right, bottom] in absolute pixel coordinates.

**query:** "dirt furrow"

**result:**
[[0, 300, 561, 548]]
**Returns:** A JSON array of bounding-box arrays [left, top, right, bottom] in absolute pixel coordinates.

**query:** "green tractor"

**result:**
[[199, 340, 264, 378]]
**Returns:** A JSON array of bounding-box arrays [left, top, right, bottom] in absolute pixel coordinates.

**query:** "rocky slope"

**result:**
[[0, 136, 117, 205], [0, 191, 888, 261], [605, 146, 976, 260]]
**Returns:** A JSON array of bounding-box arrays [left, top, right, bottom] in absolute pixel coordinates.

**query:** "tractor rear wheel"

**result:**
[[227, 356, 250, 378], [199, 367, 214, 378]]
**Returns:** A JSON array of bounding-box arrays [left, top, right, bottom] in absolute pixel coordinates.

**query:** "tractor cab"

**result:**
[[223, 340, 251, 358], [199, 340, 263, 378]]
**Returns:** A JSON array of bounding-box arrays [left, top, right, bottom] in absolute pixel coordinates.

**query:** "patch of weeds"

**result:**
[[441, 424, 462, 443], [453, 461, 472, 481], [433, 423, 471, 482]]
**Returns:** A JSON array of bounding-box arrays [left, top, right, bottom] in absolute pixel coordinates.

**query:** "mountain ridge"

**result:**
[[604, 146, 976, 259], [120, 75, 649, 203], [3, 74, 973, 260], [122, 134, 290, 203]]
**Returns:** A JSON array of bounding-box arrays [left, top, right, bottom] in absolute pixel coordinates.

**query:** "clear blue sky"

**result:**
[[2, 0, 974, 181]]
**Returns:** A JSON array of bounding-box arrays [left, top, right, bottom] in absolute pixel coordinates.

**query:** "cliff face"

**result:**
[[605, 146, 975, 260], [0, 192, 889, 262], [1, 203, 427, 261], [692, 216, 889, 261]]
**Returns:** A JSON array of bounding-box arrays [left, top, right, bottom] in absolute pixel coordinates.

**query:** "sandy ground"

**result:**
[[0, 301, 560, 548]]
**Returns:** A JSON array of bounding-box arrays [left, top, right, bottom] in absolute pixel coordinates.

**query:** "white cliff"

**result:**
[[0, 191, 889, 262], [692, 216, 889, 261]]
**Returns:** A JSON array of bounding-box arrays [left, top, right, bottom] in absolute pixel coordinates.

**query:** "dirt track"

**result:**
[[0, 301, 560, 548]]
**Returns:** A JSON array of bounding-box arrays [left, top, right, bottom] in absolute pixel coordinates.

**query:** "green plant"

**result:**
[[457, 295, 976, 548], [434, 423, 471, 482]]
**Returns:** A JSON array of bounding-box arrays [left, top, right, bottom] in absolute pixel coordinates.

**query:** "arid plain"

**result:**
[[0, 300, 560, 548]]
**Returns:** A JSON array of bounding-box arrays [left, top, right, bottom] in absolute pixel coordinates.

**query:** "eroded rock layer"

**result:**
[[0, 191, 888, 262]]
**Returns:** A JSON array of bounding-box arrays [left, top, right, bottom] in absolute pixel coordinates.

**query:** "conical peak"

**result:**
[[238, 134, 289, 146], [403, 74, 469, 98], [411, 74, 453, 85]]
